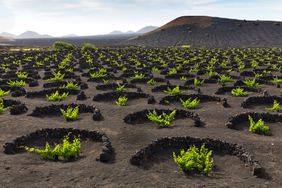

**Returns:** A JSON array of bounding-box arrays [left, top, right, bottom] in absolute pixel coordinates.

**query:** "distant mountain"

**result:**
[[0, 36, 11, 43], [17, 31, 52, 39], [61, 34, 78, 38], [128, 16, 282, 48], [109, 30, 124, 35], [0, 32, 17, 39], [125, 30, 135, 34], [108, 26, 158, 35], [136, 26, 158, 33]]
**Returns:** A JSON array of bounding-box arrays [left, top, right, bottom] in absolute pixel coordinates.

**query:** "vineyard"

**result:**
[[0, 45, 282, 187]]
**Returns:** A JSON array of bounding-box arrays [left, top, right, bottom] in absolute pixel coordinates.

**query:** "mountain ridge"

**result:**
[[128, 16, 282, 48]]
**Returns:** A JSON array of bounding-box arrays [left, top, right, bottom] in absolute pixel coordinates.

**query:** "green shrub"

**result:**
[[60, 81, 78, 89], [194, 78, 204, 88], [168, 68, 177, 75], [218, 75, 233, 84], [102, 79, 109, 84], [115, 96, 128, 106], [272, 77, 282, 84], [60, 106, 79, 121], [146, 110, 176, 127], [48, 71, 65, 82], [90, 69, 107, 78], [46, 91, 69, 101], [21, 134, 81, 161], [0, 100, 8, 113], [173, 144, 214, 174], [248, 115, 270, 135], [116, 83, 127, 92], [0, 89, 10, 97], [265, 100, 282, 112], [243, 79, 261, 88], [205, 70, 218, 77], [81, 43, 97, 51], [231, 88, 249, 97], [164, 86, 183, 95], [65, 68, 73, 73], [7, 80, 26, 87], [131, 73, 145, 79], [180, 76, 187, 81], [16, 71, 28, 79], [53, 41, 75, 51], [180, 98, 200, 109], [147, 79, 157, 86], [151, 67, 159, 72]]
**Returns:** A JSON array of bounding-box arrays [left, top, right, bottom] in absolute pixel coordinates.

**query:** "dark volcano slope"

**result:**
[[127, 16, 282, 48]]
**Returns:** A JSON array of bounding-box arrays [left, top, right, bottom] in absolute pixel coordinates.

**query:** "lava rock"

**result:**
[[197, 88, 201, 94], [148, 96, 156, 104], [223, 98, 230, 108], [93, 108, 103, 121], [263, 90, 269, 97], [194, 119, 203, 127], [29, 80, 39, 87], [75, 77, 82, 82], [137, 88, 143, 93], [77, 91, 87, 100], [10, 104, 28, 115], [80, 82, 88, 90], [11, 88, 26, 97], [99, 152, 112, 162]]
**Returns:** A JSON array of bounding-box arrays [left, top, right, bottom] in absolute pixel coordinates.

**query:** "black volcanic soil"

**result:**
[[4, 34, 139, 48], [0, 48, 282, 187], [128, 16, 282, 48]]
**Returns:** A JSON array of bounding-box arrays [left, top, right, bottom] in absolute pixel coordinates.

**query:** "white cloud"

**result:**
[[0, 0, 281, 36]]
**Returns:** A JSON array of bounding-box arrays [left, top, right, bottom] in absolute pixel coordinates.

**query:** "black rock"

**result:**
[[99, 152, 112, 162], [11, 89, 26, 97], [194, 119, 203, 127], [80, 82, 88, 90], [147, 96, 156, 104], [166, 80, 171, 86], [29, 80, 39, 87], [223, 98, 231, 108], [197, 88, 201, 94], [93, 108, 103, 121], [75, 77, 82, 82], [10, 104, 28, 115], [77, 91, 87, 100], [263, 90, 269, 97], [137, 88, 143, 93]]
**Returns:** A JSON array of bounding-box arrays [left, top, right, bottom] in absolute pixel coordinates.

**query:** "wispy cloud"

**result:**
[[0, 0, 281, 36]]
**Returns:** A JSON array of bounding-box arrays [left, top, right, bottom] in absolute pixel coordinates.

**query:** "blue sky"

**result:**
[[0, 0, 281, 36]]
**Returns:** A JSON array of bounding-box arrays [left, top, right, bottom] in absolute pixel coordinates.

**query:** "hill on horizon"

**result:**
[[0, 36, 11, 43], [17, 31, 52, 39], [127, 16, 282, 48], [108, 26, 158, 35]]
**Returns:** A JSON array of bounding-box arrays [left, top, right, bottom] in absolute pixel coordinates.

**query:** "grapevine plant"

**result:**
[[115, 96, 128, 106], [164, 86, 183, 95], [265, 100, 282, 112], [0, 100, 8, 113], [248, 115, 270, 135], [0, 89, 10, 97], [180, 98, 200, 109], [21, 134, 81, 161], [46, 91, 69, 101], [173, 144, 214, 175], [146, 110, 176, 127], [231, 88, 249, 97], [60, 106, 79, 121]]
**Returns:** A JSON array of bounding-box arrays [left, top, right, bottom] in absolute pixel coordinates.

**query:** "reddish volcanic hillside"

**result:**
[[128, 16, 282, 48], [0, 36, 10, 43]]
